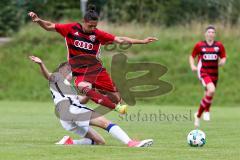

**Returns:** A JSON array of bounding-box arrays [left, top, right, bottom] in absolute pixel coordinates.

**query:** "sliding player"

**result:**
[[29, 55, 153, 147]]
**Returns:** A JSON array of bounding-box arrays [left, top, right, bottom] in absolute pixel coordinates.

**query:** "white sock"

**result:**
[[107, 124, 131, 144], [72, 127, 94, 145], [73, 138, 94, 145]]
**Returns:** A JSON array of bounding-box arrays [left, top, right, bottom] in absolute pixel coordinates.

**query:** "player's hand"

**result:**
[[28, 11, 40, 22], [143, 37, 158, 44], [29, 55, 42, 64], [191, 65, 198, 72]]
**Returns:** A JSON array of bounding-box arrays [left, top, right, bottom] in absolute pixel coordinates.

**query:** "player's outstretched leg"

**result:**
[[78, 82, 127, 114], [90, 111, 153, 147]]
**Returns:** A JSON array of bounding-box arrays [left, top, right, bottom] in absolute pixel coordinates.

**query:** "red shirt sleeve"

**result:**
[[191, 42, 200, 58], [218, 42, 226, 58], [95, 29, 115, 45], [55, 23, 77, 37]]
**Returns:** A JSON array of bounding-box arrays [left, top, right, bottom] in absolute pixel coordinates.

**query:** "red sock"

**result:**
[[197, 95, 213, 117], [204, 95, 213, 112], [197, 97, 207, 118], [197, 105, 205, 118], [82, 87, 116, 109]]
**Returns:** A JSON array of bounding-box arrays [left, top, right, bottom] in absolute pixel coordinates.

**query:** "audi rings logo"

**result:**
[[74, 40, 93, 50], [203, 54, 218, 60]]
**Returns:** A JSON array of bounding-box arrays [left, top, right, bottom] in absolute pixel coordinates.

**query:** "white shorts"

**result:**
[[55, 100, 93, 137]]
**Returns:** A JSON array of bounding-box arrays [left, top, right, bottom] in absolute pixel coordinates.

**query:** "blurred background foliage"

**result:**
[[0, 0, 240, 105], [1, 0, 240, 36]]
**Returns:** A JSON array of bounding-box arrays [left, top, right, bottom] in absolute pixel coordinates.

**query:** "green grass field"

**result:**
[[0, 101, 239, 160]]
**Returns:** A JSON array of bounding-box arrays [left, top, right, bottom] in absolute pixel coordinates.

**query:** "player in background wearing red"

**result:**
[[189, 25, 227, 128], [28, 5, 158, 114]]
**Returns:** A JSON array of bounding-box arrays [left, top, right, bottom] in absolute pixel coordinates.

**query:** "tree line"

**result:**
[[1, 0, 240, 36]]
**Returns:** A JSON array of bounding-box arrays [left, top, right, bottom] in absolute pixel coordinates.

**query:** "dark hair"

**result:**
[[84, 4, 99, 21], [53, 61, 69, 72], [205, 25, 216, 32], [58, 62, 69, 70]]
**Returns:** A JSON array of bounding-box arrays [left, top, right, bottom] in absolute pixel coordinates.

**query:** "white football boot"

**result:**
[[194, 112, 200, 128], [203, 112, 210, 121]]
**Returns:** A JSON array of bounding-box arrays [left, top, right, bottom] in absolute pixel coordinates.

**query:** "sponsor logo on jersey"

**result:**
[[74, 32, 79, 36], [202, 47, 219, 53], [214, 47, 219, 52], [74, 40, 93, 50], [203, 54, 218, 60], [89, 35, 96, 42]]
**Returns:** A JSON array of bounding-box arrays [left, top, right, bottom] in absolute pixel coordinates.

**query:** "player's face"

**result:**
[[205, 29, 216, 41], [59, 64, 72, 81], [83, 20, 98, 33]]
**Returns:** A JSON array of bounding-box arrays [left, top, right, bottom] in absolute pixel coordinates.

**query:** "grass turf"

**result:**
[[0, 101, 239, 160]]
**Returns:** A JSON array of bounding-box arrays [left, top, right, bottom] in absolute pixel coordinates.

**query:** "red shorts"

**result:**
[[200, 76, 218, 87], [74, 68, 117, 92]]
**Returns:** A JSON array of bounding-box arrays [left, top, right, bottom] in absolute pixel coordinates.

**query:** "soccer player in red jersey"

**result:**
[[28, 6, 157, 114], [189, 25, 227, 127]]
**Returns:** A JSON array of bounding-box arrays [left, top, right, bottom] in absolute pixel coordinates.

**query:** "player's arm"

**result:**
[[189, 43, 200, 72], [218, 43, 227, 67], [29, 56, 52, 80], [28, 12, 56, 31], [189, 55, 197, 71], [114, 36, 158, 44], [219, 57, 226, 67]]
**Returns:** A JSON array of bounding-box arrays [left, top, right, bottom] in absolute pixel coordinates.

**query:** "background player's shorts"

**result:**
[[55, 100, 93, 137], [74, 68, 117, 92], [200, 76, 218, 87]]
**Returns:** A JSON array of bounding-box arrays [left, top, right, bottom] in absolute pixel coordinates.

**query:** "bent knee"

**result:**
[[77, 82, 92, 91], [206, 84, 216, 95], [207, 87, 215, 95], [98, 118, 111, 129]]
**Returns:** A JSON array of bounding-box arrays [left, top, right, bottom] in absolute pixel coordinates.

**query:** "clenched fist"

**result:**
[[28, 11, 40, 22]]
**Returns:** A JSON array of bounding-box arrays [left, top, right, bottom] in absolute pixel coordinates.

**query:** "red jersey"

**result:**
[[191, 41, 226, 81], [55, 23, 115, 76]]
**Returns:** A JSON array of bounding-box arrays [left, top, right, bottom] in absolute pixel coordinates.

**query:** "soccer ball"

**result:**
[[187, 129, 206, 147]]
